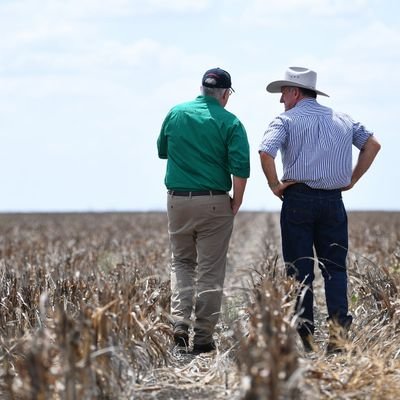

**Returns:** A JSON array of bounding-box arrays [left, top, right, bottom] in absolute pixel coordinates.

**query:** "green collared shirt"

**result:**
[[157, 95, 250, 191]]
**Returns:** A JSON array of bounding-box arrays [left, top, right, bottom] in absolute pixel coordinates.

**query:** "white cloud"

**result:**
[[0, 0, 210, 20], [142, 0, 210, 13], [228, 0, 372, 27], [318, 21, 400, 97], [0, 0, 211, 58], [0, 0, 214, 75], [339, 21, 400, 60]]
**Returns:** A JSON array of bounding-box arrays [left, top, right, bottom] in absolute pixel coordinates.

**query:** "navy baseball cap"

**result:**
[[202, 68, 235, 92]]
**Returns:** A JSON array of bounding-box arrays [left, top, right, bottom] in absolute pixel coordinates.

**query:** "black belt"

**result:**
[[285, 183, 341, 195], [168, 190, 226, 196]]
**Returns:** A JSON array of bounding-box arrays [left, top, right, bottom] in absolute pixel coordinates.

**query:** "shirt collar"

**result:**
[[296, 97, 317, 107], [196, 95, 221, 105]]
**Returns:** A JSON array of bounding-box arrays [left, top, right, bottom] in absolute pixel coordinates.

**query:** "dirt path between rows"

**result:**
[[227, 211, 281, 281]]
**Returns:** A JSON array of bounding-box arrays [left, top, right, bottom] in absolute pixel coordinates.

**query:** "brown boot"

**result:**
[[326, 320, 349, 355], [300, 334, 316, 353]]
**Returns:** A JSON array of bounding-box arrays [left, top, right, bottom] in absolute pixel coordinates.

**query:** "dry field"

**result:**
[[0, 211, 400, 399]]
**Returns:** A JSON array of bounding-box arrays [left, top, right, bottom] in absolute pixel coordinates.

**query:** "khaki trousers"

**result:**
[[167, 193, 234, 345]]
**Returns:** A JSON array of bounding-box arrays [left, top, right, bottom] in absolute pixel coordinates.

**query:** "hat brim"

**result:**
[[266, 80, 329, 97]]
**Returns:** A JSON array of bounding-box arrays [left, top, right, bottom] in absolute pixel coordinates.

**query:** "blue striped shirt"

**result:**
[[259, 98, 373, 189]]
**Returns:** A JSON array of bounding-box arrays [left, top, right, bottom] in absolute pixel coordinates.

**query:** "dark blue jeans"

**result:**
[[281, 184, 352, 337]]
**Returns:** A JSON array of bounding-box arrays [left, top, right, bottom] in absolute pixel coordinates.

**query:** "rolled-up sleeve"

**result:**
[[352, 120, 374, 150], [259, 117, 287, 158]]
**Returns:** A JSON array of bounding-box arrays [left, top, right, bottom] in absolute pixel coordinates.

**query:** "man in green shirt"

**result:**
[[157, 67, 250, 355]]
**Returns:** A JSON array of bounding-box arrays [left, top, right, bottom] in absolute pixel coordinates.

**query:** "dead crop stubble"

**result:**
[[0, 211, 400, 399]]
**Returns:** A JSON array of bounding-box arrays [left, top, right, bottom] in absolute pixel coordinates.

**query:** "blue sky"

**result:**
[[0, 0, 397, 212]]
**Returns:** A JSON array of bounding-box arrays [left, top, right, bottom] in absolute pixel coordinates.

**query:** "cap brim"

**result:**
[[266, 80, 329, 97]]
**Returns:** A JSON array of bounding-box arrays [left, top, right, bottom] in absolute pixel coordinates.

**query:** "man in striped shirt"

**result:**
[[259, 66, 381, 354]]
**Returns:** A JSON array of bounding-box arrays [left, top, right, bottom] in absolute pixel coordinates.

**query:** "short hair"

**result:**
[[201, 86, 227, 100], [298, 87, 317, 98]]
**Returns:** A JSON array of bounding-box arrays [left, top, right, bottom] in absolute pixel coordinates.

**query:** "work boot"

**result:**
[[173, 325, 189, 351], [190, 341, 216, 356], [326, 319, 350, 355], [300, 334, 316, 353]]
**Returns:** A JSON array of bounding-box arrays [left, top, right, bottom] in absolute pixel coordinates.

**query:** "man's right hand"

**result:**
[[271, 180, 297, 201]]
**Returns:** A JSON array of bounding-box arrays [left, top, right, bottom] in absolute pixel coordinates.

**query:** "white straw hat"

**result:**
[[266, 66, 329, 97]]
